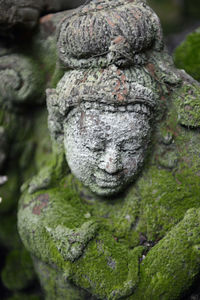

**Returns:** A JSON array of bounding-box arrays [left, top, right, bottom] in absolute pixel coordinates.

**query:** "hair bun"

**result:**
[[57, 0, 163, 68]]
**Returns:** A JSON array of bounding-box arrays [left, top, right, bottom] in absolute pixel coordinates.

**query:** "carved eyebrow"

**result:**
[[121, 138, 141, 145], [119, 137, 138, 144], [81, 130, 105, 139]]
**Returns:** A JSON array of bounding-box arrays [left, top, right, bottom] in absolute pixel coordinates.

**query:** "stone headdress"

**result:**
[[57, 0, 163, 68], [47, 0, 180, 142]]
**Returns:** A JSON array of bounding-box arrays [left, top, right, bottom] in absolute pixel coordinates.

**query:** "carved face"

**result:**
[[63, 106, 151, 196]]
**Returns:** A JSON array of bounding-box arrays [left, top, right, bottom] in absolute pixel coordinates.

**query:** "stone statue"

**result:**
[[18, 0, 200, 299]]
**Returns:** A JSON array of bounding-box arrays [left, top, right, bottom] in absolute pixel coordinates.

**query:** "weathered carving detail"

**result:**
[[47, 65, 158, 140], [47, 64, 159, 195], [46, 221, 99, 261], [17, 0, 200, 299], [58, 0, 163, 68]]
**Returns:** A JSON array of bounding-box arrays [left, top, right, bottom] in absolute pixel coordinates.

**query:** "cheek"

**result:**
[[64, 135, 98, 175], [122, 150, 145, 175]]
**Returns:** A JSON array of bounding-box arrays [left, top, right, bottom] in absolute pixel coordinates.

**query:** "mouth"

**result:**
[[94, 175, 122, 188]]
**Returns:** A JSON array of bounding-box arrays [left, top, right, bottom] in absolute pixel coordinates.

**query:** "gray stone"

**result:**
[[17, 1, 200, 299]]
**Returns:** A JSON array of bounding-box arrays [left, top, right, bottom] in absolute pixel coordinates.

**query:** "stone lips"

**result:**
[[57, 0, 164, 68]]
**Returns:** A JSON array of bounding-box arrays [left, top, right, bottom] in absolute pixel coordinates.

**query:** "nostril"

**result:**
[[98, 147, 123, 174], [98, 157, 122, 174]]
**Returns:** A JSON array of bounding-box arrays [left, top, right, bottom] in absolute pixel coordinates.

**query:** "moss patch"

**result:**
[[173, 83, 200, 127], [174, 28, 200, 81]]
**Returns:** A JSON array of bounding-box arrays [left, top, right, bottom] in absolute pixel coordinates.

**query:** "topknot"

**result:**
[[57, 0, 163, 68]]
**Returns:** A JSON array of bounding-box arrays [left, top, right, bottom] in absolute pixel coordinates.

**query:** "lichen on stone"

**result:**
[[17, 0, 200, 299], [173, 82, 200, 128]]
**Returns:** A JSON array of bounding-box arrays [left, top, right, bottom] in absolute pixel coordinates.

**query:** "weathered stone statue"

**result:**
[[18, 0, 200, 299]]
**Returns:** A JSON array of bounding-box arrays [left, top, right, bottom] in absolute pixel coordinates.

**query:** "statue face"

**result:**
[[63, 108, 151, 196]]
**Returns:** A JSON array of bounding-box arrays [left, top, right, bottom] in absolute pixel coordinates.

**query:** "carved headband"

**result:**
[[46, 66, 159, 141], [47, 65, 158, 114]]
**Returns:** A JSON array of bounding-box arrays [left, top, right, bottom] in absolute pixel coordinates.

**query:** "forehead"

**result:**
[[67, 109, 150, 140]]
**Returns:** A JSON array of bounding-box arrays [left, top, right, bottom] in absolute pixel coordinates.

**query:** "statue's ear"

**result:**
[[173, 75, 200, 128], [46, 88, 64, 143]]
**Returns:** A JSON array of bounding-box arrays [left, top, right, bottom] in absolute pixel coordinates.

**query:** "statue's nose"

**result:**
[[98, 147, 122, 174]]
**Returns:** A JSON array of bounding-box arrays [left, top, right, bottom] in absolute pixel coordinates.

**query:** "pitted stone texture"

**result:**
[[57, 0, 163, 68], [64, 108, 152, 196], [46, 65, 159, 196], [47, 65, 159, 143]]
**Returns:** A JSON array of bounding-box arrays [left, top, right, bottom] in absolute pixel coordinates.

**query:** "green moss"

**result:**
[[174, 28, 200, 81], [1, 248, 36, 291], [18, 131, 200, 299], [132, 208, 200, 300], [70, 231, 143, 299], [135, 165, 200, 241], [24, 144, 67, 195], [17, 80, 200, 299], [18, 136, 200, 299], [173, 83, 200, 127]]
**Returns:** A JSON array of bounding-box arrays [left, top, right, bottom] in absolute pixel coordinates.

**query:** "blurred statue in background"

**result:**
[[0, 0, 90, 32], [18, 0, 200, 299], [0, 7, 70, 299]]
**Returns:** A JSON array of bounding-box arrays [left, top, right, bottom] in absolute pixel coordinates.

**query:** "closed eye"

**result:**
[[121, 145, 141, 153], [86, 143, 105, 152]]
